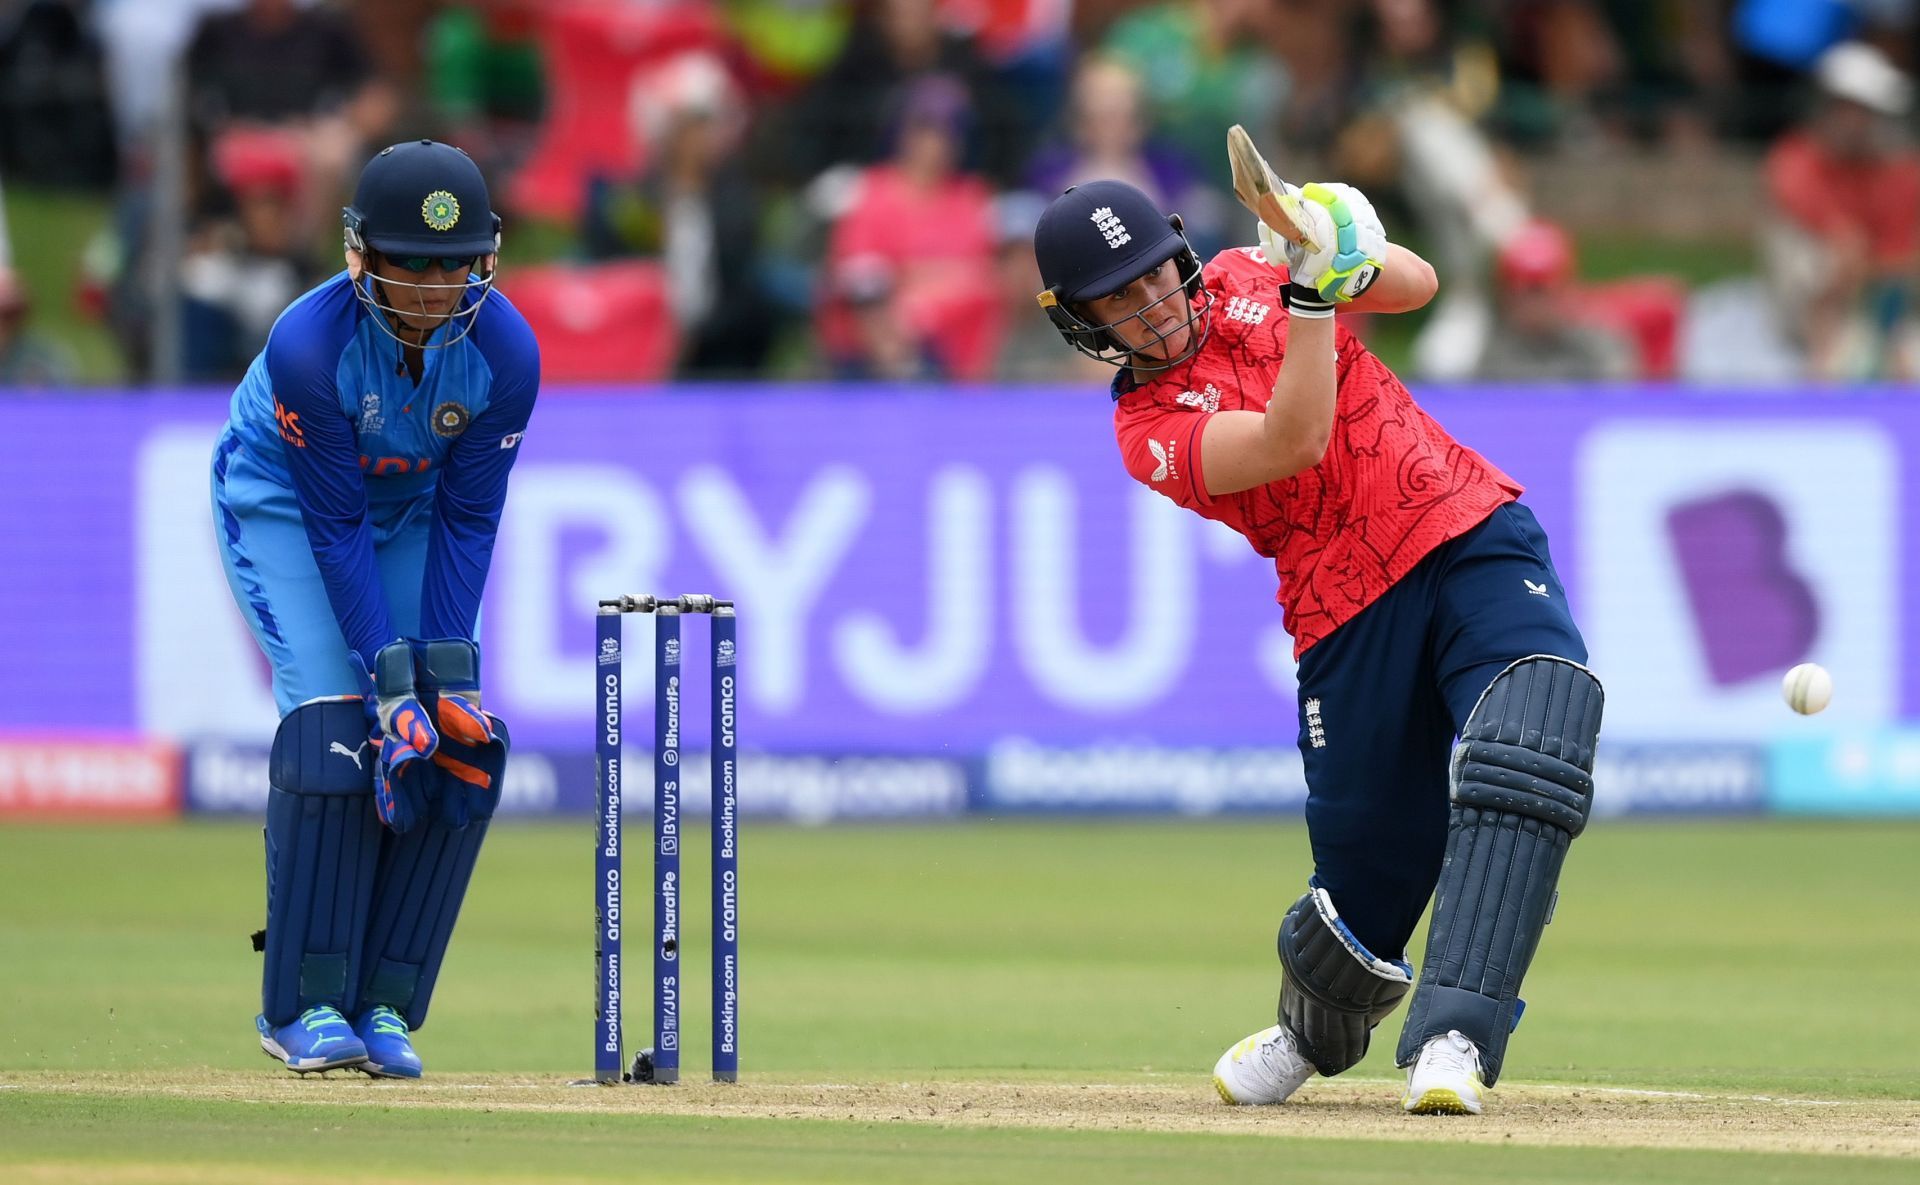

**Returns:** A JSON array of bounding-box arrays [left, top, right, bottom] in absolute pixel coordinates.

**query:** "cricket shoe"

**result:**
[[1212, 1024, 1316, 1105], [352, 1005, 424, 1079], [257, 1005, 369, 1073], [1401, 1029, 1486, 1115]]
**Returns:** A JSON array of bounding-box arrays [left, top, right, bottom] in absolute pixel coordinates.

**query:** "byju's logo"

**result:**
[[1666, 491, 1815, 685], [1579, 423, 1896, 739]]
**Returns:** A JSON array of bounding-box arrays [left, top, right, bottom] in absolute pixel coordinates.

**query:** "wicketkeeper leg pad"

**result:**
[[258, 698, 382, 1027], [358, 717, 509, 1030], [1395, 655, 1603, 1085], [1277, 885, 1415, 1076]]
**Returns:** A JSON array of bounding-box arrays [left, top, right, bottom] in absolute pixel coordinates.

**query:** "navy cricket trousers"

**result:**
[[1293, 502, 1587, 962]]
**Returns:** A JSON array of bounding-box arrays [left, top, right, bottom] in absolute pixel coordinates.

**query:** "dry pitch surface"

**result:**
[[9, 1072, 1916, 1160]]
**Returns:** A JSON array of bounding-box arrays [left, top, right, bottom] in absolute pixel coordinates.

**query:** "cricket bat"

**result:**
[[1226, 124, 1321, 255]]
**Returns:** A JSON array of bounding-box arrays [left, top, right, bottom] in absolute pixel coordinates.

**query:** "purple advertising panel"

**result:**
[[0, 385, 1912, 815]]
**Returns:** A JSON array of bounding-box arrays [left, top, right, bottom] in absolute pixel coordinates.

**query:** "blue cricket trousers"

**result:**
[[1294, 502, 1588, 961]]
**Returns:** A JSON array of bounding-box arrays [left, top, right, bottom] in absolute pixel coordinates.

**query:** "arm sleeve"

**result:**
[[1113, 403, 1214, 509], [266, 325, 395, 669], [419, 304, 540, 642]]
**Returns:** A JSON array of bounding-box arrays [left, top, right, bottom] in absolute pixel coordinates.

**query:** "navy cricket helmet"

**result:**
[[343, 139, 502, 348], [1032, 179, 1209, 371]]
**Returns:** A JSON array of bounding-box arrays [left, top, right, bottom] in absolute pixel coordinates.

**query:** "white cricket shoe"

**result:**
[[1401, 1029, 1486, 1115], [1212, 1024, 1315, 1105]]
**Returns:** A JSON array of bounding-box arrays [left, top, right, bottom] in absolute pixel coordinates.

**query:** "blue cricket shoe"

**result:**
[[352, 1005, 423, 1079], [257, 1005, 369, 1073]]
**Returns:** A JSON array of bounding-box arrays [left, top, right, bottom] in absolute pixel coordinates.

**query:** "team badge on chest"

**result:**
[[431, 401, 471, 437]]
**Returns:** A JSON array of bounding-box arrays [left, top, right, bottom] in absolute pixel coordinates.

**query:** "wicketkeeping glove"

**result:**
[[1256, 182, 1387, 313], [349, 639, 438, 833], [412, 638, 505, 829]]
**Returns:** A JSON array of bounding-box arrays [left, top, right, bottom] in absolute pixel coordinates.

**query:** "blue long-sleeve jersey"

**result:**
[[222, 271, 539, 669]]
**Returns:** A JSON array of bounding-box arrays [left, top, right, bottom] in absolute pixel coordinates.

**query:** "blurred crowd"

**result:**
[[6, 0, 1920, 387]]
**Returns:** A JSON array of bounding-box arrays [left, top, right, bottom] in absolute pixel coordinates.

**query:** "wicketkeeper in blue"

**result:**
[[210, 139, 538, 1077]]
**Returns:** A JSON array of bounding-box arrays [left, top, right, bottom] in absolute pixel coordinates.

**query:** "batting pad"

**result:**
[[260, 698, 382, 1027], [1278, 886, 1414, 1076], [359, 717, 509, 1030], [1395, 655, 1603, 1086]]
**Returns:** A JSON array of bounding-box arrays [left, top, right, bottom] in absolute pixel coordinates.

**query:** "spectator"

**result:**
[[582, 53, 775, 378], [1762, 40, 1920, 379], [1472, 218, 1636, 382], [424, 0, 546, 177], [178, 126, 316, 380], [0, 0, 117, 188], [939, 0, 1074, 184], [787, 0, 1023, 184], [185, 0, 397, 240], [1024, 55, 1229, 257], [724, 0, 855, 96], [1101, 0, 1285, 166], [0, 266, 79, 387], [991, 190, 1102, 384], [818, 74, 1002, 381]]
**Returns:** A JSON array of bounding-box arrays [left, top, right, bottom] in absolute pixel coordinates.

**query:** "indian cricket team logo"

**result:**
[[1091, 206, 1130, 249], [430, 401, 471, 437], [422, 190, 461, 231], [599, 637, 621, 666]]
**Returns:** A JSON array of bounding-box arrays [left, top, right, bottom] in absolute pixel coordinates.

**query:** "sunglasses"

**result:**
[[389, 254, 479, 274]]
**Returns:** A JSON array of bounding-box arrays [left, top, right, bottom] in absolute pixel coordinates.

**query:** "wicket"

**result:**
[[590, 594, 739, 1085]]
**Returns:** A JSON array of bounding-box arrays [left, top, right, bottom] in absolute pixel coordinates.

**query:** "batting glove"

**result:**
[[1256, 182, 1387, 312]]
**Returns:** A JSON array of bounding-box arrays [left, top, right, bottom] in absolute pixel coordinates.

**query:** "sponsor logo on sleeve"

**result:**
[[1148, 438, 1177, 483], [500, 431, 524, 450], [273, 398, 306, 448]]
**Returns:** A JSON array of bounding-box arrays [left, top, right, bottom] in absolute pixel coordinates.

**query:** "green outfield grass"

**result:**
[[2, 818, 1915, 1182]]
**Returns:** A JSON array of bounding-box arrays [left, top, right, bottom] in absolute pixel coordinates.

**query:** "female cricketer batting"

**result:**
[[1032, 169, 1603, 1115], [210, 139, 537, 1077]]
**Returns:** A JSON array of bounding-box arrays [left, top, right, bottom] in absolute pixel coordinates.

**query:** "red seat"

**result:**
[[501, 261, 678, 382], [1571, 277, 1689, 380], [505, 0, 725, 220]]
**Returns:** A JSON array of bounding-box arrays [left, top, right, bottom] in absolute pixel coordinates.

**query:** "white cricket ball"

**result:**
[[1781, 663, 1833, 715]]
